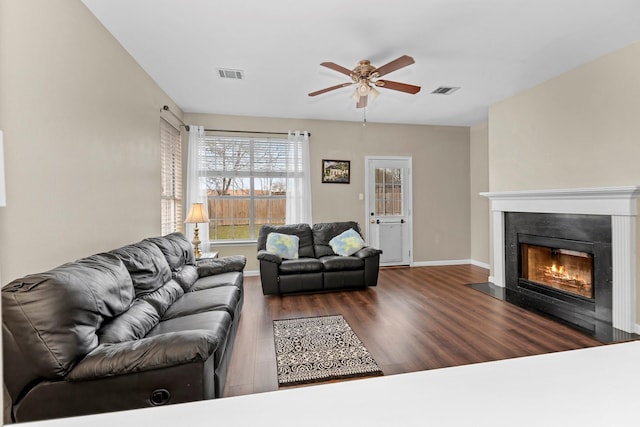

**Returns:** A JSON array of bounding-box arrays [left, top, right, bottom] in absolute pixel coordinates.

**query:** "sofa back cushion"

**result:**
[[98, 299, 160, 344], [1, 253, 134, 379], [257, 224, 315, 258], [111, 241, 172, 297], [145, 232, 196, 270], [146, 232, 198, 290], [312, 221, 363, 257]]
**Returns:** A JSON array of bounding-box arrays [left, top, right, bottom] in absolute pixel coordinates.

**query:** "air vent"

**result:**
[[431, 86, 460, 95], [217, 68, 244, 80]]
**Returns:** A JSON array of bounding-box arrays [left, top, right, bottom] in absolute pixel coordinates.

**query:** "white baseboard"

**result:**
[[243, 270, 259, 277], [470, 259, 491, 270]]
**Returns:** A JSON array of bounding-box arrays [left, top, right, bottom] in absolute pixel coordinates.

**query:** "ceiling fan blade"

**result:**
[[356, 95, 368, 109], [373, 55, 415, 77], [320, 62, 354, 77], [308, 82, 353, 97], [375, 79, 421, 94]]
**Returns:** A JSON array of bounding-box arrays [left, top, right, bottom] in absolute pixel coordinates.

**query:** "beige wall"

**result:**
[[488, 41, 640, 322], [470, 122, 489, 267], [0, 0, 182, 283], [186, 113, 471, 271], [489, 41, 640, 191]]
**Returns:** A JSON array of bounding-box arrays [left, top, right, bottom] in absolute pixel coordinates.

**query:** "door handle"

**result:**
[[376, 219, 380, 224], [401, 219, 405, 224]]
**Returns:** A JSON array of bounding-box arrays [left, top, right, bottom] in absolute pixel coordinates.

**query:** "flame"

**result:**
[[546, 263, 580, 281]]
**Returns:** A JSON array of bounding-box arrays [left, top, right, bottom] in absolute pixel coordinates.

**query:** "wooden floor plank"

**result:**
[[223, 264, 602, 397]]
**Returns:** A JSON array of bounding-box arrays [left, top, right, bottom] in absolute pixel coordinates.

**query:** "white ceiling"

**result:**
[[82, 0, 640, 127]]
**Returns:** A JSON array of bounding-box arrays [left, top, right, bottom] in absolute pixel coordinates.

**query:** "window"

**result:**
[[198, 136, 290, 241], [375, 167, 403, 216], [160, 118, 182, 234]]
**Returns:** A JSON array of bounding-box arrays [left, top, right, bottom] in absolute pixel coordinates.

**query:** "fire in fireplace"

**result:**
[[521, 243, 593, 299]]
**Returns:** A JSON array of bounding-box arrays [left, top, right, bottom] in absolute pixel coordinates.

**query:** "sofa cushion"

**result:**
[[196, 255, 247, 277], [145, 232, 196, 271], [162, 286, 241, 321], [266, 232, 299, 259], [138, 279, 184, 317], [278, 258, 323, 274], [146, 233, 198, 290], [257, 223, 315, 258], [319, 255, 365, 271], [173, 264, 199, 291], [69, 330, 220, 381], [312, 221, 362, 257], [147, 311, 232, 368], [329, 228, 366, 256], [1, 253, 134, 379], [111, 241, 172, 297], [98, 299, 160, 344], [190, 271, 243, 292]]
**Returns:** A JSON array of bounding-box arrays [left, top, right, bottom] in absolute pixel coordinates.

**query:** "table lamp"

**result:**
[[184, 202, 209, 258]]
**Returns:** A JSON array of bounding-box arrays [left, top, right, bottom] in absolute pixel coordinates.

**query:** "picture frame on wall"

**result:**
[[322, 159, 350, 184]]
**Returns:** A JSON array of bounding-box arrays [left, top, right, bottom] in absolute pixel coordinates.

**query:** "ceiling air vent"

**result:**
[[217, 68, 244, 80], [431, 86, 460, 95]]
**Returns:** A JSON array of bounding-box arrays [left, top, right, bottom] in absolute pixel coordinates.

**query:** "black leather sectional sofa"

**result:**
[[257, 221, 382, 295], [2, 232, 245, 423]]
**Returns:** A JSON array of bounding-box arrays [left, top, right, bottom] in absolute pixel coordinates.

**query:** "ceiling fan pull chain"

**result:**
[[363, 107, 367, 127]]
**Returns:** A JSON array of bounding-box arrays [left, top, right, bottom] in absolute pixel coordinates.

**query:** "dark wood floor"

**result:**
[[223, 264, 602, 397]]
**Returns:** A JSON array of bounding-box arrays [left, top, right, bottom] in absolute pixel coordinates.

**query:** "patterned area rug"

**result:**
[[273, 314, 383, 386]]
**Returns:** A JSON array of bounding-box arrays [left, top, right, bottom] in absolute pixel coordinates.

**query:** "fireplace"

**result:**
[[480, 186, 640, 337], [504, 212, 613, 333]]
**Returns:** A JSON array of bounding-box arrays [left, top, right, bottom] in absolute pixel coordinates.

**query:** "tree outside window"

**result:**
[[198, 136, 289, 241]]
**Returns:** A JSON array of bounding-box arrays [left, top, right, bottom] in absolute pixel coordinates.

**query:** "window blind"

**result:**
[[160, 118, 182, 234]]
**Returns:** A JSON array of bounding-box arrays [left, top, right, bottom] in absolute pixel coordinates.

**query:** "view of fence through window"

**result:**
[[199, 135, 291, 240]]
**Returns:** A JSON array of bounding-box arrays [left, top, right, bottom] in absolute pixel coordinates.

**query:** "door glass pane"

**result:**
[[374, 167, 403, 216]]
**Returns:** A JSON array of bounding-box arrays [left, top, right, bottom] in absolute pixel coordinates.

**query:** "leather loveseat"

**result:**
[[256, 221, 382, 295], [2, 232, 245, 423]]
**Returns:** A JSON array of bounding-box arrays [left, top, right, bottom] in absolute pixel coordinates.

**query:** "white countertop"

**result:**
[[17, 340, 640, 427]]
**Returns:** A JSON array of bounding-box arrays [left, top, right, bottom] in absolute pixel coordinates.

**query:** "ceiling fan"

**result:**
[[308, 55, 421, 108]]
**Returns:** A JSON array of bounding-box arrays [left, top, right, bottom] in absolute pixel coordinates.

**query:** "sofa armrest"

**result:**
[[257, 250, 282, 265], [355, 246, 382, 287], [67, 331, 220, 381], [354, 246, 383, 259], [196, 255, 246, 277]]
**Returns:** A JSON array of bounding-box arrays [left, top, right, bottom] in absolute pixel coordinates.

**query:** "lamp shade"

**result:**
[[184, 203, 209, 224]]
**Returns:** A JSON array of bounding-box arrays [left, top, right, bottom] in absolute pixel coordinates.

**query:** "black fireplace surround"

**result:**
[[504, 212, 612, 333]]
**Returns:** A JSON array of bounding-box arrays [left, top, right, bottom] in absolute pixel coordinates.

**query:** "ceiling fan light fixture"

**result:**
[[369, 86, 380, 100], [357, 81, 370, 95]]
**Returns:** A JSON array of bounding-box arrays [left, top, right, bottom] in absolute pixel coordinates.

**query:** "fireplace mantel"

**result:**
[[481, 186, 640, 216], [481, 186, 640, 334]]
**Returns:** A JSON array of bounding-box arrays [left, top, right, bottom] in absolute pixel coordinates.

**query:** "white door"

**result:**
[[365, 157, 412, 266]]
